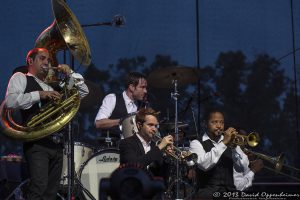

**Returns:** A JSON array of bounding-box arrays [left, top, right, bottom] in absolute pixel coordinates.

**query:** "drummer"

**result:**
[[94, 72, 148, 138]]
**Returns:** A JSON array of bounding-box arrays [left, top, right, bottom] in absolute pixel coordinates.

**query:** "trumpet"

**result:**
[[153, 133, 198, 166], [220, 131, 260, 147]]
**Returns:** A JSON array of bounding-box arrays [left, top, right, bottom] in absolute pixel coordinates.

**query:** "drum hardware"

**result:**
[[104, 131, 113, 147], [119, 113, 138, 138], [165, 162, 197, 200], [4, 178, 29, 200], [147, 66, 200, 89], [159, 121, 189, 131], [60, 142, 94, 187], [97, 130, 119, 148]]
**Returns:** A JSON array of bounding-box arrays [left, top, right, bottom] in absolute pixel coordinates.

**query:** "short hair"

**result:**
[[135, 108, 159, 124], [203, 107, 225, 123], [26, 48, 48, 66], [125, 72, 147, 88]]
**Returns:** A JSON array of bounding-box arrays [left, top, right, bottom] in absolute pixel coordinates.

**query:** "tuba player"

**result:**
[[4, 48, 89, 200]]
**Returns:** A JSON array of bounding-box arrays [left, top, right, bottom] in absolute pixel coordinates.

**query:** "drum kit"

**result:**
[[5, 0, 200, 199], [55, 66, 200, 200]]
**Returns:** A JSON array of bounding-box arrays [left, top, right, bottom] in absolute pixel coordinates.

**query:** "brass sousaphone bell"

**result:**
[[0, 0, 91, 141], [36, 0, 91, 67]]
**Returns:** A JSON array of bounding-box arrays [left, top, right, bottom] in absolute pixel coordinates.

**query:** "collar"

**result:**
[[26, 72, 43, 82], [136, 133, 151, 147], [202, 132, 224, 144], [122, 91, 135, 106]]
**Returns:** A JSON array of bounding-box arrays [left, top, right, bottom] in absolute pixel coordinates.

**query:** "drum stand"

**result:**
[[105, 130, 114, 148], [4, 179, 29, 200], [64, 118, 96, 200]]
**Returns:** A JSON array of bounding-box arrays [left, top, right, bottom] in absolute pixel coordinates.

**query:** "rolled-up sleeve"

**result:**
[[94, 94, 116, 122], [5, 73, 40, 109], [189, 139, 227, 171]]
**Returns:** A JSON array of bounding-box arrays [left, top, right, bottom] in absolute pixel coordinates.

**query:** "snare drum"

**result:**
[[120, 113, 138, 138], [60, 142, 94, 185], [79, 148, 120, 200]]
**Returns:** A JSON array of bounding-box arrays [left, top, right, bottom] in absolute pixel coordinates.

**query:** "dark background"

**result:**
[[0, 0, 300, 193]]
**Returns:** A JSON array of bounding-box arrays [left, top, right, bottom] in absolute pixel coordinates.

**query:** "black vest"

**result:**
[[110, 93, 128, 120], [20, 76, 48, 125], [196, 138, 235, 190], [22, 76, 64, 148], [107, 93, 146, 136]]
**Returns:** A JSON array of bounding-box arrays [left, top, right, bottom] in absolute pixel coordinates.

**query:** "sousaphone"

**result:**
[[0, 0, 91, 142]]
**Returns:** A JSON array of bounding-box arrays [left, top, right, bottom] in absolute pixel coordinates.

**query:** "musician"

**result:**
[[4, 48, 89, 200], [94, 72, 147, 136], [189, 108, 263, 199], [119, 107, 173, 178]]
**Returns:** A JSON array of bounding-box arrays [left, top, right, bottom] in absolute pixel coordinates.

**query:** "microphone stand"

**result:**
[[66, 55, 75, 200], [81, 15, 125, 28], [171, 80, 180, 200]]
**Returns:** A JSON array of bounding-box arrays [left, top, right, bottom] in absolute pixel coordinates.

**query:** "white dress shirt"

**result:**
[[5, 72, 89, 109], [94, 91, 138, 122], [189, 133, 255, 191], [136, 133, 151, 153]]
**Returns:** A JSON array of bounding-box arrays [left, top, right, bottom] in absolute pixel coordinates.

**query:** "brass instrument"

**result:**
[[243, 148, 300, 181], [221, 131, 260, 147], [0, 0, 90, 142], [35, 0, 91, 67], [243, 148, 284, 172], [153, 133, 198, 166]]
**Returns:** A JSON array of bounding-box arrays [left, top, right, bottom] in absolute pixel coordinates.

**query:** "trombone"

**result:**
[[153, 133, 198, 166], [243, 148, 300, 181]]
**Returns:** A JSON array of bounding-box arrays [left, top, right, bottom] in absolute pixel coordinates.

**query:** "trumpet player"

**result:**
[[119, 107, 174, 178], [4, 48, 89, 200], [189, 108, 263, 199]]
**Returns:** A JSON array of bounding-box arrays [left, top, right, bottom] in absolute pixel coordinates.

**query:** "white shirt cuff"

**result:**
[[31, 91, 40, 103]]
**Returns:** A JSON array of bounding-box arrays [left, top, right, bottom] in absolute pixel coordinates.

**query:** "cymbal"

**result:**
[[147, 66, 199, 88], [185, 134, 198, 140], [159, 121, 189, 130], [80, 80, 104, 109]]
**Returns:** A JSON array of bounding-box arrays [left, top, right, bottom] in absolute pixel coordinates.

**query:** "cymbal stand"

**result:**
[[191, 105, 199, 138], [65, 56, 96, 200], [171, 79, 180, 199]]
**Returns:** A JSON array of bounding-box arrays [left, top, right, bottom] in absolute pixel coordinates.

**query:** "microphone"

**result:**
[[81, 15, 126, 28], [112, 15, 125, 27]]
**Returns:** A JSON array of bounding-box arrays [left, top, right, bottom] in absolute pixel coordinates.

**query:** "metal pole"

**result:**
[[290, 0, 300, 166], [195, 0, 201, 129], [171, 80, 180, 199]]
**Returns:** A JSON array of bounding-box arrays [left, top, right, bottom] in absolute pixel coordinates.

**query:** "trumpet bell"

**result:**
[[247, 132, 260, 147], [185, 153, 198, 167]]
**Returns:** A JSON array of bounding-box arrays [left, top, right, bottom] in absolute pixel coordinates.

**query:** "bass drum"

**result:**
[[79, 148, 120, 200], [60, 142, 94, 186]]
